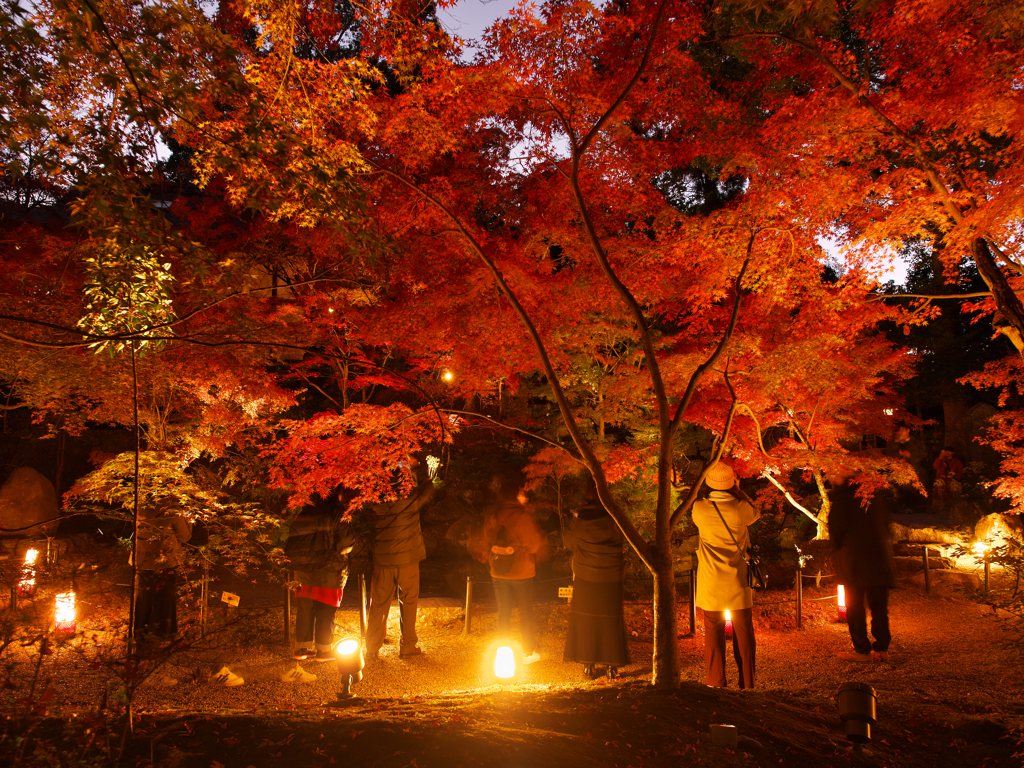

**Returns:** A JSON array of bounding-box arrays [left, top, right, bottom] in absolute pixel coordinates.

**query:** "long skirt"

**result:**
[[563, 579, 630, 667]]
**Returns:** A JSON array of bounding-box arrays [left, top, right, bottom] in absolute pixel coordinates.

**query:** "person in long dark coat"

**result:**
[[562, 482, 630, 680], [829, 468, 897, 662]]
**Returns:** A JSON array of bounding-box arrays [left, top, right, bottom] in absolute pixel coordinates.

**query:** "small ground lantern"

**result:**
[[724, 610, 733, 637], [333, 636, 365, 699], [18, 548, 39, 597], [494, 645, 516, 680], [54, 592, 76, 636], [837, 585, 847, 622]]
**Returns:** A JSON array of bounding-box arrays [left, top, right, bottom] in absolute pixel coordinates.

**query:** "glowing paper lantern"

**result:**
[[494, 646, 516, 679], [724, 610, 733, 637], [426, 455, 441, 479], [442, 370, 454, 382], [837, 585, 847, 621], [18, 548, 39, 597], [54, 592, 76, 635]]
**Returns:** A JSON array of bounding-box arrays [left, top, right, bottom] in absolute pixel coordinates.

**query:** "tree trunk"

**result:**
[[650, 543, 679, 688], [812, 469, 830, 540], [973, 238, 1024, 354]]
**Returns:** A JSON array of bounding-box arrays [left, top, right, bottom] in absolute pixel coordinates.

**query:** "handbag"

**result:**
[[710, 501, 767, 591]]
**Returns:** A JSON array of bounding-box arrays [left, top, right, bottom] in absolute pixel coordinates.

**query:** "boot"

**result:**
[[583, 663, 595, 679], [606, 666, 619, 680]]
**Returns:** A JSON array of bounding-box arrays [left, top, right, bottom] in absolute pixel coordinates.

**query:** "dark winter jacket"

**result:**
[[134, 504, 192, 570], [562, 510, 625, 584], [370, 481, 436, 568], [829, 482, 896, 589], [286, 513, 355, 589]]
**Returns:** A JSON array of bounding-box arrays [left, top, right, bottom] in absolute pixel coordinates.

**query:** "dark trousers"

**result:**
[[847, 585, 890, 654], [134, 569, 178, 640], [295, 597, 338, 653], [366, 563, 420, 656], [702, 608, 755, 689], [493, 577, 536, 655]]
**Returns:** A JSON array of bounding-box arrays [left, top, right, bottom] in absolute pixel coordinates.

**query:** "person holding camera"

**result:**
[[691, 461, 760, 689]]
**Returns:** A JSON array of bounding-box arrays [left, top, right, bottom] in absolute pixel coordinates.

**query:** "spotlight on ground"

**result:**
[[494, 645, 516, 679], [837, 682, 876, 749], [334, 636, 365, 699]]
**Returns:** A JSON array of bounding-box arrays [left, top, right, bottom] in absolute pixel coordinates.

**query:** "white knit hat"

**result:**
[[705, 462, 736, 490]]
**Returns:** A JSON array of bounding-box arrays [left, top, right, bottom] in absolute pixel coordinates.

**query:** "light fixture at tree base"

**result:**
[[333, 636, 365, 699], [54, 592, 76, 636], [837, 585, 847, 622], [724, 610, 733, 637]]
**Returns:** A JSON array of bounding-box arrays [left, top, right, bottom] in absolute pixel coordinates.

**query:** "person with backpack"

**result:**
[[475, 481, 549, 665], [284, 499, 356, 680], [365, 462, 438, 661]]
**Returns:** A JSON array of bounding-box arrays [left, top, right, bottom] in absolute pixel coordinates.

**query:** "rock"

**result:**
[[890, 513, 970, 546], [908, 569, 981, 591], [779, 514, 801, 549], [974, 513, 1024, 547], [0, 467, 59, 537]]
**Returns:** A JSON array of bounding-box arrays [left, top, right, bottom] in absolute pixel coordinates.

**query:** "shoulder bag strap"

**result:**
[[710, 500, 748, 562]]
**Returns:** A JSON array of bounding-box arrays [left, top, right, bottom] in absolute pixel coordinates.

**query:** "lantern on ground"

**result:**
[[54, 592, 76, 636], [494, 645, 516, 679], [18, 548, 39, 597], [837, 585, 847, 622], [333, 636, 365, 699], [724, 610, 733, 637]]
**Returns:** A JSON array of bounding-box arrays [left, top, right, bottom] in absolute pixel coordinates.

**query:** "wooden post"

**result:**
[[984, 557, 990, 595], [796, 568, 803, 630], [359, 573, 367, 639], [464, 576, 474, 635], [688, 565, 697, 637], [284, 571, 292, 644], [923, 546, 931, 595], [200, 565, 209, 638]]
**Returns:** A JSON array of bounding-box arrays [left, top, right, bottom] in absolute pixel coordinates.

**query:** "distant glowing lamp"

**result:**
[[54, 592, 76, 636], [426, 455, 441, 479], [883, 408, 894, 416], [837, 585, 847, 622], [441, 370, 454, 382], [18, 548, 39, 597], [333, 636, 365, 698], [494, 645, 517, 679], [972, 541, 990, 557], [724, 610, 733, 637]]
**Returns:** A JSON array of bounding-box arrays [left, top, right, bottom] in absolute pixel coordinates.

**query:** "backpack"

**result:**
[[489, 526, 515, 575]]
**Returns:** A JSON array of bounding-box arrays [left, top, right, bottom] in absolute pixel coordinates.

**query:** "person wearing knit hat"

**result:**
[[691, 461, 761, 688]]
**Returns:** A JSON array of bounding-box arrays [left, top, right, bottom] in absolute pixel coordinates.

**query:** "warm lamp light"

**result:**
[[441, 370, 454, 382], [724, 610, 733, 637], [494, 646, 516, 679], [426, 455, 441, 479], [333, 636, 365, 698], [55, 592, 76, 635], [18, 548, 39, 597], [837, 585, 847, 622]]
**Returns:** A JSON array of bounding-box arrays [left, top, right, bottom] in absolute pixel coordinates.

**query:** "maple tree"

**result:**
[[0, 0, 979, 691]]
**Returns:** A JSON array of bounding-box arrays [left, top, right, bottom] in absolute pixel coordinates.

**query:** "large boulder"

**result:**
[[0, 467, 59, 537], [908, 569, 982, 592], [974, 513, 1024, 548], [889, 513, 971, 546]]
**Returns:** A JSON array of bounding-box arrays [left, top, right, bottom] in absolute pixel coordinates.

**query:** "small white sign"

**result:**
[[558, 586, 573, 599], [221, 591, 240, 607]]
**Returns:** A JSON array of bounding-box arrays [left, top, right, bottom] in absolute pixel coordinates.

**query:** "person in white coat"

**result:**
[[691, 462, 760, 689]]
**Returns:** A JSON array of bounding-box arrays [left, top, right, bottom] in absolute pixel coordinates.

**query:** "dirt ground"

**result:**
[[4, 545, 1024, 768]]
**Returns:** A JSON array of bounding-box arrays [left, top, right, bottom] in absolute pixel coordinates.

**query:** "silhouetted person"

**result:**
[[933, 447, 964, 506], [562, 480, 630, 680], [365, 463, 437, 660], [830, 467, 896, 662]]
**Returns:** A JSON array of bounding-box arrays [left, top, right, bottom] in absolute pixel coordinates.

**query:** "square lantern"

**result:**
[[54, 592, 76, 636]]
